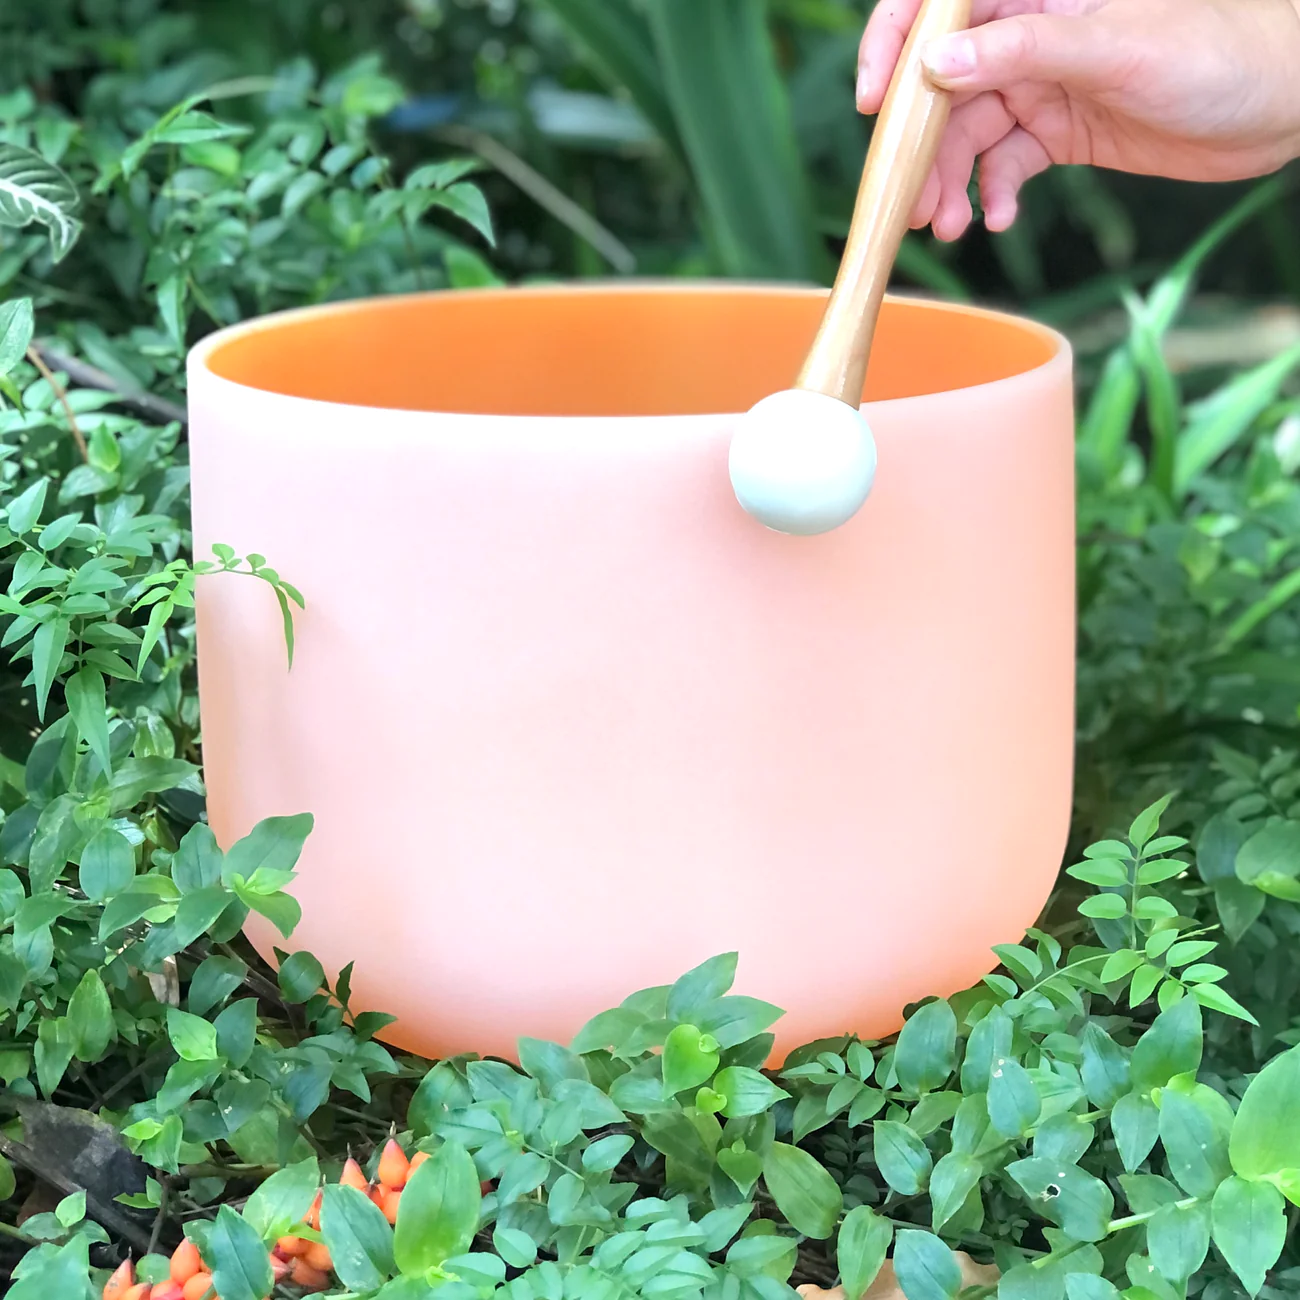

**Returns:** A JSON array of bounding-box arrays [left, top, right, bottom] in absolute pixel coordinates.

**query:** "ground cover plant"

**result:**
[[1, 6, 1300, 1300]]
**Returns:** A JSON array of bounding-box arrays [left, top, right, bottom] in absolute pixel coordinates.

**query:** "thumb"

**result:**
[[921, 14, 1107, 93]]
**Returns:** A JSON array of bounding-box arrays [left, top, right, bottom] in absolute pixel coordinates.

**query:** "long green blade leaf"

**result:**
[[532, 0, 682, 160], [646, 0, 827, 281]]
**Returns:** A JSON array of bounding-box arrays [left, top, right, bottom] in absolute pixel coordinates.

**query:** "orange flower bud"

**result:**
[[376, 1139, 409, 1191], [288, 1258, 330, 1291], [170, 1239, 203, 1286], [339, 1157, 369, 1192], [104, 1260, 136, 1300]]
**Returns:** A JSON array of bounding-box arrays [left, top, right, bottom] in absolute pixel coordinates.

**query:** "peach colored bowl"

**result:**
[[187, 284, 1076, 1063]]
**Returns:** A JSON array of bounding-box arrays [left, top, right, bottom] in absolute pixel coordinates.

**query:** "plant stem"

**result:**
[[25, 345, 88, 461], [1107, 1196, 1199, 1234]]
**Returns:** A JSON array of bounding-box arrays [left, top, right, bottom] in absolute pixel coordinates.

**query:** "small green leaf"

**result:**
[[167, 1007, 219, 1062], [582, 1134, 634, 1173], [321, 1183, 395, 1293], [7, 477, 47, 535], [1007, 1158, 1114, 1242], [1065, 1277, 1122, 1300], [278, 951, 325, 1003], [1067, 858, 1128, 888], [666, 952, 737, 1020], [1147, 1201, 1210, 1283], [892, 1229, 961, 1300], [837, 1205, 892, 1300], [893, 1000, 957, 1095], [67, 969, 112, 1062], [928, 1152, 980, 1233], [0, 298, 34, 374], [1130, 997, 1202, 1092], [762, 1141, 842, 1239], [1211, 1176, 1286, 1297], [714, 1065, 788, 1118], [1235, 822, 1300, 890], [1081, 1024, 1130, 1108], [987, 1057, 1041, 1137], [208, 1204, 275, 1300], [1079, 894, 1127, 919], [1159, 1086, 1232, 1198], [34, 1017, 74, 1096], [242, 1156, 320, 1239], [393, 1138, 480, 1272], [1111, 1091, 1160, 1172], [1229, 1044, 1300, 1179], [79, 827, 135, 902], [54, 1189, 84, 1227], [30, 617, 68, 719], [1129, 795, 1173, 847], [493, 1226, 537, 1269], [662, 1023, 719, 1097], [873, 1120, 932, 1196]]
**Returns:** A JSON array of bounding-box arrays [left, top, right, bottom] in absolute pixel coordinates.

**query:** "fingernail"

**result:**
[[856, 64, 871, 107], [922, 35, 977, 82]]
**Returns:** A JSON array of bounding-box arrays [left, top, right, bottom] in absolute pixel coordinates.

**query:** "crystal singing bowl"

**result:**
[[187, 284, 1076, 1062]]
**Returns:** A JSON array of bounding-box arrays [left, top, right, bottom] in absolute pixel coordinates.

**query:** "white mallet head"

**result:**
[[728, 388, 877, 536]]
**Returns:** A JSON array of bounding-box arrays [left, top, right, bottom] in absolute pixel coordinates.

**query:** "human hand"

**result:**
[[857, 0, 1300, 240]]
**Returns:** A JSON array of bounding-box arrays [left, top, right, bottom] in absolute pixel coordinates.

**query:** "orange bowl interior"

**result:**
[[204, 286, 1059, 418]]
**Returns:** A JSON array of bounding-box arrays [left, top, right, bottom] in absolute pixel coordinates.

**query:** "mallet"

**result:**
[[728, 0, 972, 535]]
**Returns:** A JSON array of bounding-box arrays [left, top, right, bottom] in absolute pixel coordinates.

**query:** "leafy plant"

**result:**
[[0, 6, 1298, 1300]]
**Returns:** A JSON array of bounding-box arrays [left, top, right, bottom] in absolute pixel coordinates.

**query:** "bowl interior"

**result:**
[[201, 285, 1061, 418]]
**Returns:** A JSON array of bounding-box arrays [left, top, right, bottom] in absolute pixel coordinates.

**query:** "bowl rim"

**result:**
[[187, 280, 1074, 421]]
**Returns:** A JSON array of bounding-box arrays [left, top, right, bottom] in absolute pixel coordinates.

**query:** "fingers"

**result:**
[[930, 93, 1017, 240], [857, 0, 925, 113], [921, 13, 1108, 94], [979, 126, 1052, 229], [910, 167, 942, 230]]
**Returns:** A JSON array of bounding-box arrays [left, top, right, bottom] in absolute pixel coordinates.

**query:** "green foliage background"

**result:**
[[0, 2, 1298, 1299]]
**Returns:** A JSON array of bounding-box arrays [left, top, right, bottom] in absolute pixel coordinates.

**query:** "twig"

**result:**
[[25, 346, 88, 462], [30, 342, 188, 429], [147, 1177, 169, 1255], [0, 1133, 152, 1254]]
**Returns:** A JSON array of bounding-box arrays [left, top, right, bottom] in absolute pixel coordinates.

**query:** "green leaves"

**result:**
[[837, 1206, 892, 1300], [1211, 1176, 1287, 1296], [928, 1153, 980, 1233], [0, 298, 34, 375], [661, 1023, 719, 1097], [207, 1205, 275, 1300], [0, 144, 81, 260], [321, 1184, 395, 1292], [79, 828, 135, 902], [1158, 1085, 1232, 1198], [893, 1000, 957, 1096], [761, 1142, 842, 1240], [1228, 1043, 1300, 1180], [1007, 1159, 1114, 1242], [1130, 997, 1202, 1092], [892, 1230, 962, 1300], [638, 0, 826, 280], [67, 970, 112, 1062], [393, 1140, 481, 1274], [1234, 821, 1300, 901], [987, 1057, 1041, 1137], [713, 1066, 788, 1118], [166, 1008, 219, 1062], [1147, 1201, 1210, 1283], [874, 1120, 932, 1196], [242, 1157, 319, 1239], [64, 667, 110, 774]]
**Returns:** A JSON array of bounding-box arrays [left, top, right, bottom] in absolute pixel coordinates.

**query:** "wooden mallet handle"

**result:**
[[797, 0, 972, 405]]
